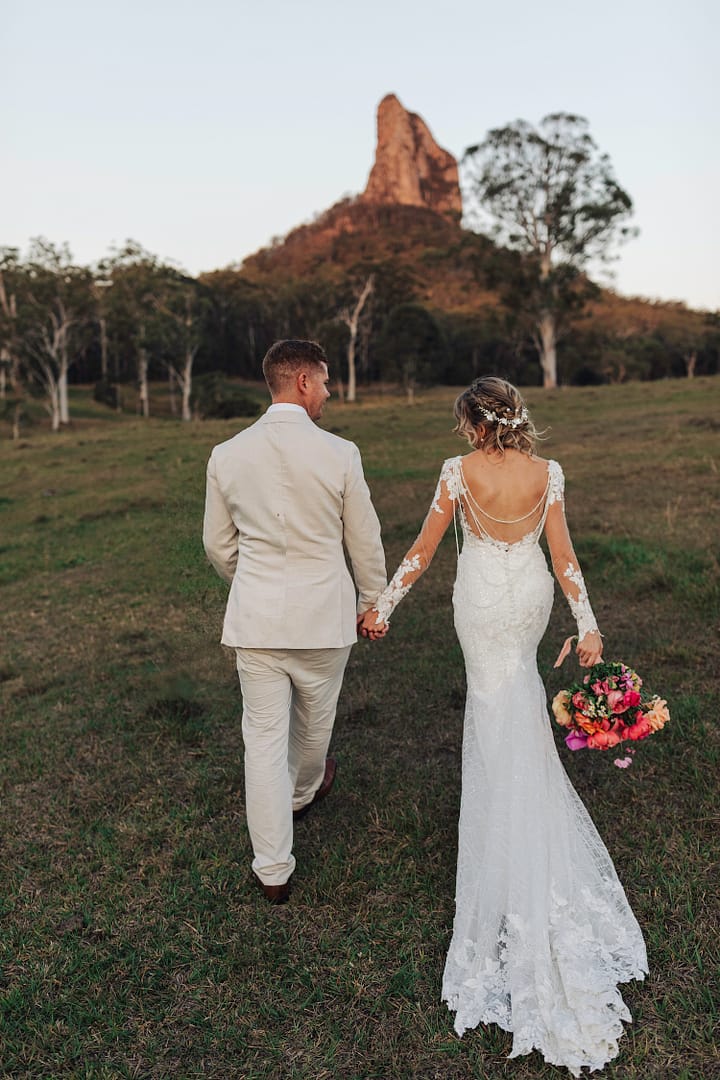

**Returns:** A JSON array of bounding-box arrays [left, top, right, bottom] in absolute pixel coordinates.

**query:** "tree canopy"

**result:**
[[463, 113, 637, 386]]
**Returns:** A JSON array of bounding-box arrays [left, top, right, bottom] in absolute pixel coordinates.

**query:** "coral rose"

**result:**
[[626, 717, 653, 741], [551, 691, 573, 727], [588, 729, 623, 750]]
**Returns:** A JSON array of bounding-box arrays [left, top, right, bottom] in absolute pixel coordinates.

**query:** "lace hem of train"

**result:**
[[442, 889, 648, 1078]]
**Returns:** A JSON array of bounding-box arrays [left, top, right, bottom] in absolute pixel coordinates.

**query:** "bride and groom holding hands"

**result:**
[[202, 338, 647, 1076]]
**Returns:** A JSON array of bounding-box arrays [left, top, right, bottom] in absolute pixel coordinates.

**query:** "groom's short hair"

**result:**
[[262, 339, 328, 393]]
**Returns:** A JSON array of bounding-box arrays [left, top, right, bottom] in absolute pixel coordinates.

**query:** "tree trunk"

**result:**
[[0, 277, 17, 399], [12, 402, 21, 441], [58, 362, 70, 425], [359, 321, 371, 382], [49, 379, 61, 432], [99, 315, 109, 380], [347, 335, 357, 404], [685, 350, 697, 378], [138, 348, 150, 417], [168, 366, 178, 416], [537, 313, 558, 388], [404, 367, 416, 405], [342, 275, 374, 404], [181, 350, 193, 421]]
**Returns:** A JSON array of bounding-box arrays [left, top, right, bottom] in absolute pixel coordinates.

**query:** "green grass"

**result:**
[[0, 377, 719, 1078]]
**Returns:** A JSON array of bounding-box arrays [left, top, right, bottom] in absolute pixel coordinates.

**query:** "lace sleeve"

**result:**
[[374, 458, 459, 623], [545, 461, 599, 640], [562, 562, 600, 639]]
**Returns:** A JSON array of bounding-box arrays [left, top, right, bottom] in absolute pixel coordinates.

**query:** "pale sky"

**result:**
[[3, 0, 718, 310]]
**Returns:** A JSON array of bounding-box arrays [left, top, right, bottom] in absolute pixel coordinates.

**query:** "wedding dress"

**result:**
[[373, 456, 648, 1077]]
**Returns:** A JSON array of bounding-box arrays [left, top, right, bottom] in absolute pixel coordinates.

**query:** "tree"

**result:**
[[16, 240, 93, 430], [336, 274, 374, 403], [199, 271, 274, 378], [153, 271, 210, 421], [378, 302, 446, 403], [651, 304, 716, 378], [0, 248, 21, 402], [463, 114, 636, 387], [98, 242, 166, 417]]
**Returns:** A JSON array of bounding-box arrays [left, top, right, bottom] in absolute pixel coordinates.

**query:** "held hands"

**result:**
[[357, 608, 388, 641]]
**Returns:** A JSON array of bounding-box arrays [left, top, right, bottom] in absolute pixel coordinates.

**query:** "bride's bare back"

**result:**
[[458, 449, 553, 546]]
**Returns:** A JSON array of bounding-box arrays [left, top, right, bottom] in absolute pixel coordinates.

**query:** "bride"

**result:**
[[361, 377, 648, 1076]]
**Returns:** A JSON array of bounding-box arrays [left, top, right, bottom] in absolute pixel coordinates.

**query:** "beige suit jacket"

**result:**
[[203, 408, 387, 649]]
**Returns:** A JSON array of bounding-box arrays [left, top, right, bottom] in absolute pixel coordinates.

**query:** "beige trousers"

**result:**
[[236, 646, 352, 886]]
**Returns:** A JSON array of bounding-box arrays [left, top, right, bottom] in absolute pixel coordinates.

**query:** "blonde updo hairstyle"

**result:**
[[453, 376, 539, 456]]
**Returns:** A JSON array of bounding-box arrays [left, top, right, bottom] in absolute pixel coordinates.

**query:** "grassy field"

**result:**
[[0, 378, 718, 1079]]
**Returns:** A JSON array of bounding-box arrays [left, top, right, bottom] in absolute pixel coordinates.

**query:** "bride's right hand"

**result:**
[[576, 631, 603, 667], [359, 608, 388, 640]]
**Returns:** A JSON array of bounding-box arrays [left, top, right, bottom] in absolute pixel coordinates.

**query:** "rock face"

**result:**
[[361, 94, 462, 218]]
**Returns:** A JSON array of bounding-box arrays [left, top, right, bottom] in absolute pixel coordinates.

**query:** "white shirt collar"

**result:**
[[266, 403, 307, 415]]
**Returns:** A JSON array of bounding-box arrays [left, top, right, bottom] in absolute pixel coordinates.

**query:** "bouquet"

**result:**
[[552, 661, 669, 767]]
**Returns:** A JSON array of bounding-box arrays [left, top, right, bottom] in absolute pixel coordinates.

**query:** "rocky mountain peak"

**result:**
[[360, 93, 462, 219]]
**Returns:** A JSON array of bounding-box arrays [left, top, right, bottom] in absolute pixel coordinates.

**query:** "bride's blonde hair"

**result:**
[[453, 376, 540, 456]]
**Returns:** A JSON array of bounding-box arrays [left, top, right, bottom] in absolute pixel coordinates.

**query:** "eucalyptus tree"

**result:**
[[336, 273, 374, 403], [463, 114, 636, 387], [0, 248, 21, 401], [152, 270, 211, 420], [98, 242, 167, 416], [15, 240, 93, 429]]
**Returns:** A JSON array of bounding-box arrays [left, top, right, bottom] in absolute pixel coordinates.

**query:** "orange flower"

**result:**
[[552, 691, 573, 727], [645, 697, 670, 732], [575, 712, 603, 736]]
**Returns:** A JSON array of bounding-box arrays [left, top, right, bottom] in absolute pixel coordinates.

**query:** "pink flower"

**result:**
[[614, 756, 633, 768], [623, 690, 642, 709], [606, 689, 627, 714], [592, 679, 611, 695], [572, 691, 588, 710], [565, 731, 589, 751]]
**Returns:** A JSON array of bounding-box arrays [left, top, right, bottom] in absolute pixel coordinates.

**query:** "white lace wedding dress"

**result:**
[[374, 456, 648, 1077]]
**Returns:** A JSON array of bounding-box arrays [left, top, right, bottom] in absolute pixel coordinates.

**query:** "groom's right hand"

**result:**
[[358, 609, 388, 640]]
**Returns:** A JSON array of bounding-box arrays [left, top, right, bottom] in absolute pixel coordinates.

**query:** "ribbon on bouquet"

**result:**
[[553, 635, 577, 668]]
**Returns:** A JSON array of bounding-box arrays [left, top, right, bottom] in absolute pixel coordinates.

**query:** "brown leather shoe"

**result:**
[[253, 871, 291, 905], [293, 757, 337, 821]]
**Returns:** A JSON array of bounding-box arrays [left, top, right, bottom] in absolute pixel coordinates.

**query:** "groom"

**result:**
[[203, 339, 387, 904]]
